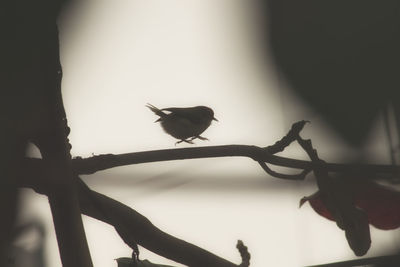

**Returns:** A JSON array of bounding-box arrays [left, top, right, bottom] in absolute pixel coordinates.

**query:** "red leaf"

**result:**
[[355, 182, 400, 230], [302, 182, 400, 230], [300, 192, 335, 221]]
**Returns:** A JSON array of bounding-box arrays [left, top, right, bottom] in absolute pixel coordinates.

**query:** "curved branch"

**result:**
[[258, 161, 311, 180], [79, 181, 239, 267]]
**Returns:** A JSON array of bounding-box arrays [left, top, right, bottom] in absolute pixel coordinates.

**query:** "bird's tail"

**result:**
[[146, 103, 166, 122]]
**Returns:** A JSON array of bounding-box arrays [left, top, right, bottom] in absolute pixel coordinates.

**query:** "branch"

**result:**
[[70, 146, 400, 179], [71, 120, 312, 177], [295, 135, 371, 256], [236, 240, 250, 267], [19, 162, 244, 267], [68, 120, 400, 180], [20, 120, 400, 265], [258, 161, 311, 180]]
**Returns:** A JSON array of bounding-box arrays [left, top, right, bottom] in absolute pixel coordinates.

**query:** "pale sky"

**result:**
[[19, 1, 400, 267]]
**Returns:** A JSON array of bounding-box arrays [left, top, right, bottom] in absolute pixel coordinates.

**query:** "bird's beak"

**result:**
[[213, 117, 219, 122]]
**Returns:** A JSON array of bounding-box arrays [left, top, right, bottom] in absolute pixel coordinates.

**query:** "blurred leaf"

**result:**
[[301, 181, 400, 230], [136, 260, 177, 267], [301, 186, 371, 256], [116, 258, 134, 267], [299, 179, 400, 255], [265, 0, 400, 145], [116, 258, 177, 267]]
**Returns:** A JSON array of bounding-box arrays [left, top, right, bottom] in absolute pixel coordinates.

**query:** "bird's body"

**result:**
[[146, 104, 217, 144]]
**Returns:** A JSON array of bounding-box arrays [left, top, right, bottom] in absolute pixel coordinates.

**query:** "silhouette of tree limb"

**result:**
[[257, 161, 312, 180], [24, 23, 93, 267], [17, 121, 400, 266], [71, 146, 400, 182], [295, 135, 371, 256], [70, 120, 400, 180], [71, 120, 311, 177], [32, 116, 93, 267], [18, 163, 245, 267], [3, 6, 93, 265]]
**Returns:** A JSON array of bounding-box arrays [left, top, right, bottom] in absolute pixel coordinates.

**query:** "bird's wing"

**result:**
[[161, 107, 186, 113], [162, 107, 203, 123]]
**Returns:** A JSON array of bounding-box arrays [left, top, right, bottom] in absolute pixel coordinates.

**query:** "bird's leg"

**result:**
[[188, 136, 208, 141], [174, 140, 183, 146], [196, 135, 209, 141], [175, 139, 194, 146]]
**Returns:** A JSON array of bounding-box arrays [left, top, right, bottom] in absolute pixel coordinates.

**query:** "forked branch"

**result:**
[[19, 121, 400, 266], [18, 166, 247, 267]]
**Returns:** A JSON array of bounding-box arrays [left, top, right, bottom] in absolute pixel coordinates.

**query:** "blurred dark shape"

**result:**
[[1, 0, 77, 263], [116, 257, 177, 267], [305, 254, 400, 267], [7, 220, 46, 267], [261, 1, 400, 146], [83, 171, 311, 195], [2, 0, 70, 131]]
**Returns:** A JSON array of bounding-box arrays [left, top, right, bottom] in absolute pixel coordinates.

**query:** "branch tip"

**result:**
[[236, 240, 250, 267]]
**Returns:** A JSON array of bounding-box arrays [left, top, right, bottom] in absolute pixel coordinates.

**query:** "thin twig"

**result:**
[[264, 120, 310, 154], [258, 161, 311, 180]]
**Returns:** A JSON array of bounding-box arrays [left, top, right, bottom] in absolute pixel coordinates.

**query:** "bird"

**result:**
[[146, 103, 218, 145]]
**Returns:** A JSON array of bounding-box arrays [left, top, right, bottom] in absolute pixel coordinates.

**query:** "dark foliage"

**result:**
[[261, 1, 400, 146]]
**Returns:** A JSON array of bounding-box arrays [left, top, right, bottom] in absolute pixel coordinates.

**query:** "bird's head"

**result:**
[[196, 106, 218, 122]]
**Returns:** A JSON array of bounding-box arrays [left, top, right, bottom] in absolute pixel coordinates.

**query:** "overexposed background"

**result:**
[[18, 1, 400, 267]]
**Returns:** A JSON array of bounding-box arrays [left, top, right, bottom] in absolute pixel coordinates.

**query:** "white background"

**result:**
[[18, 1, 400, 267]]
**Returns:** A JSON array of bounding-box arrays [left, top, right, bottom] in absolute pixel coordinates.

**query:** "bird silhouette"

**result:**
[[146, 103, 218, 145]]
